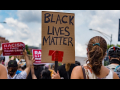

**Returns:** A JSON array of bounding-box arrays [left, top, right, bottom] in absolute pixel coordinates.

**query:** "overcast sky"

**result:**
[[0, 10, 120, 57]]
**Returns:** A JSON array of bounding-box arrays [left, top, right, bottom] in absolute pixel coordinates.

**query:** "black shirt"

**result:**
[[27, 65, 48, 79], [57, 64, 78, 79]]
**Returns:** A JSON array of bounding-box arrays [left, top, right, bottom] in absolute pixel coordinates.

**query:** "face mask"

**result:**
[[110, 59, 120, 65]]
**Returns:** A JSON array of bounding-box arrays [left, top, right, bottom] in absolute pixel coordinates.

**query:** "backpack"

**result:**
[[106, 65, 120, 79]]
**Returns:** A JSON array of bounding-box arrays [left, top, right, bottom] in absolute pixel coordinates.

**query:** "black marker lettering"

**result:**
[[44, 13, 51, 23], [62, 15, 68, 23], [59, 37, 62, 45], [60, 27, 64, 35], [47, 26, 52, 35], [68, 37, 73, 46], [51, 14, 55, 23], [65, 26, 70, 36], [43, 36, 50, 45], [56, 14, 62, 24], [54, 37, 58, 45], [63, 37, 67, 45], [51, 37, 55, 45], [69, 16, 74, 25]]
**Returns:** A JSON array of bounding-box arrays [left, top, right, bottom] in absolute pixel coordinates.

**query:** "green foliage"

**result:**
[[25, 45, 31, 55], [30, 53, 32, 55], [107, 44, 120, 50], [104, 61, 109, 66], [107, 44, 115, 50], [25, 45, 29, 51], [9, 56, 12, 58]]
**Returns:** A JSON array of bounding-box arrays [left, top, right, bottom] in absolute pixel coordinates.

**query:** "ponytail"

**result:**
[[87, 45, 103, 75], [65, 63, 71, 72]]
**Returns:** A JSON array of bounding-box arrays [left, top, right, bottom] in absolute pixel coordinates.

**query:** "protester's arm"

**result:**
[[0, 50, 3, 56], [113, 72, 119, 79], [30, 58, 37, 79], [71, 66, 83, 79], [0, 64, 7, 79], [23, 49, 30, 77], [17, 59, 22, 66]]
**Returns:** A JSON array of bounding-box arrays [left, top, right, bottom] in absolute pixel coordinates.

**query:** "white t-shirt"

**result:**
[[7, 71, 27, 79]]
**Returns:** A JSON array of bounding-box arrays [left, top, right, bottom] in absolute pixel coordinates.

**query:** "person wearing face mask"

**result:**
[[107, 46, 120, 78]]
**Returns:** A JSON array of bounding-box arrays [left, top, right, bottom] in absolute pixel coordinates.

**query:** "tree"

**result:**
[[107, 44, 115, 50], [25, 45, 31, 55]]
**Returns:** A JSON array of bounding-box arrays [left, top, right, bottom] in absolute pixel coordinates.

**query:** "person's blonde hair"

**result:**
[[65, 63, 71, 72]]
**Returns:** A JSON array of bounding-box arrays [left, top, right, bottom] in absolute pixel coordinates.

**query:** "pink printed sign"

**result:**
[[2, 42, 25, 56], [32, 49, 42, 65]]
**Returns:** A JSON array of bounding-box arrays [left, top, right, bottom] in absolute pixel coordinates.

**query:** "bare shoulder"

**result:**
[[0, 64, 6, 70], [0, 64, 7, 73], [113, 72, 119, 79], [73, 66, 82, 71], [71, 66, 83, 79]]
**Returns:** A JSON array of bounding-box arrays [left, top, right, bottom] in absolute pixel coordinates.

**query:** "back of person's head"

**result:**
[[21, 64, 26, 70], [75, 61, 81, 66], [2, 57, 5, 62], [0, 57, 4, 63], [108, 46, 120, 64], [7, 60, 18, 76], [87, 36, 107, 76], [41, 70, 51, 79], [108, 46, 120, 59]]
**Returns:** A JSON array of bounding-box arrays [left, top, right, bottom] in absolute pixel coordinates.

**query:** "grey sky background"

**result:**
[[0, 10, 120, 57]]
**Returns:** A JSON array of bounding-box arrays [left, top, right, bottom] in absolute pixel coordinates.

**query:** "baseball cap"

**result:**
[[8, 60, 18, 67]]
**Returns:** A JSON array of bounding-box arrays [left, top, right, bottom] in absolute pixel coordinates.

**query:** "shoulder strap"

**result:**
[[114, 65, 120, 72], [81, 65, 86, 79]]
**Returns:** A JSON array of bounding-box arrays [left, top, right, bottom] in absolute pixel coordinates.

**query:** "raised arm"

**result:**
[[23, 49, 30, 77], [0, 50, 3, 56], [30, 57, 37, 79]]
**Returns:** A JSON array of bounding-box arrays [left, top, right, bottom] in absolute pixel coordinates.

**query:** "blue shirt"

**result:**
[[16, 70, 22, 74]]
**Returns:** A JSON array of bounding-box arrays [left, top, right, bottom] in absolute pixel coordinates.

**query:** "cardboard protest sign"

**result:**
[[41, 11, 75, 63], [2, 42, 25, 56], [32, 49, 42, 65]]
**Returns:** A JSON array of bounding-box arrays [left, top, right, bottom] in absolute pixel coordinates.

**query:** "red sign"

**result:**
[[48, 50, 64, 62], [2, 42, 25, 56], [32, 49, 42, 65]]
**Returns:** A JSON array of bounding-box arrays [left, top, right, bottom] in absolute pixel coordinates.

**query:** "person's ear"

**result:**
[[108, 56, 110, 60]]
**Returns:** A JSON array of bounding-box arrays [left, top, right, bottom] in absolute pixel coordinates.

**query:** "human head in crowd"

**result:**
[[21, 64, 26, 71], [75, 61, 81, 66], [7, 60, 18, 76], [0, 57, 4, 64], [108, 46, 120, 65], [86, 36, 107, 75], [2, 57, 5, 65], [41, 69, 51, 79], [51, 64, 55, 70]]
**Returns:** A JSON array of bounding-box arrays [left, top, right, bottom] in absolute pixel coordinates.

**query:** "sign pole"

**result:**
[[55, 61, 58, 73], [54, 51, 58, 73]]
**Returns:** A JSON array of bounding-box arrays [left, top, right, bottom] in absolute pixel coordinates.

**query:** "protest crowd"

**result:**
[[0, 36, 120, 79], [0, 11, 120, 79]]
